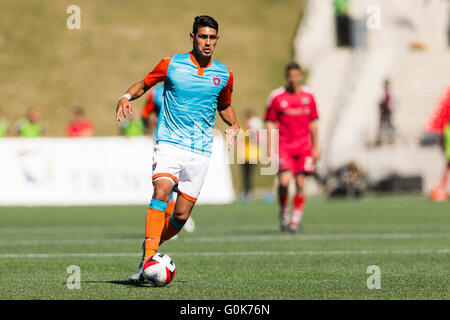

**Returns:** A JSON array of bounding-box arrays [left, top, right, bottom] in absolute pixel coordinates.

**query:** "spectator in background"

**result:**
[[66, 107, 94, 137], [334, 0, 351, 47], [0, 109, 8, 137], [239, 110, 263, 202], [328, 161, 366, 198], [376, 78, 395, 146], [119, 117, 145, 137], [16, 107, 44, 137], [441, 122, 450, 186]]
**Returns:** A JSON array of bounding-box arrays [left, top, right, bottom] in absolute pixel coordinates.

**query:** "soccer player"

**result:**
[[115, 16, 239, 282], [265, 62, 319, 233], [427, 85, 450, 201]]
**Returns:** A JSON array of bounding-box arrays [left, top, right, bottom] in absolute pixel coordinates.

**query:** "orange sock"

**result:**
[[165, 200, 175, 216], [159, 213, 185, 246], [144, 199, 168, 259]]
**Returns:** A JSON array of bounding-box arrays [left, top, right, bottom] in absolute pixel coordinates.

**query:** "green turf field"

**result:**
[[0, 195, 449, 300]]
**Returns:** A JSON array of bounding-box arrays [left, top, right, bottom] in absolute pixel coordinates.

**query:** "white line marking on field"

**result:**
[[0, 224, 270, 234], [0, 253, 138, 258], [0, 248, 449, 259], [0, 232, 449, 246], [181, 232, 450, 243]]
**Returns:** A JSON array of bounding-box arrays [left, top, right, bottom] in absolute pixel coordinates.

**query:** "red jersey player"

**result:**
[[265, 62, 319, 232]]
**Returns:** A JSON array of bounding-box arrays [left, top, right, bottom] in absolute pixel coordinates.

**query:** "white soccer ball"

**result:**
[[143, 253, 176, 287]]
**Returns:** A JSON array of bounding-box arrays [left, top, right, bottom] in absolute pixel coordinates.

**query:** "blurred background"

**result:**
[[0, 0, 449, 205]]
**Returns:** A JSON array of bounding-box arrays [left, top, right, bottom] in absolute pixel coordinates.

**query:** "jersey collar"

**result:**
[[189, 52, 213, 76]]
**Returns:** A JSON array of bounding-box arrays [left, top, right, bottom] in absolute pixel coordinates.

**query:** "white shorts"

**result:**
[[152, 143, 210, 202]]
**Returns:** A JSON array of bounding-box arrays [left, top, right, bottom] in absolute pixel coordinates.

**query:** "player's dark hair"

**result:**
[[73, 107, 84, 116], [285, 62, 302, 74], [193, 15, 218, 34]]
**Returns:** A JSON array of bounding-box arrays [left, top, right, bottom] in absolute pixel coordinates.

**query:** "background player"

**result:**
[[115, 15, 239, 282], [427, 85, 450, 201], [265, 62, 319, 233], [141, 83, 164, 132]]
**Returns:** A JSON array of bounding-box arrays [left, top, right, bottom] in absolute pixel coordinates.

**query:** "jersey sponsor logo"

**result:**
[[212, 75, 221, 86], [281, 107, 311, 116], [301, 97, 310, 105], [173, 67, 192, 74]]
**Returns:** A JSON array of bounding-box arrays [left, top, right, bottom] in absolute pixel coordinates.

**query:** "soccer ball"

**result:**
[[143, 253, 176, 287]]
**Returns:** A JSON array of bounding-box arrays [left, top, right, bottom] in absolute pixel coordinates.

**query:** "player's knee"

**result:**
[[279, 184, 289, 193], [152, 187, 171, 203], [173, 210, 189, 224]]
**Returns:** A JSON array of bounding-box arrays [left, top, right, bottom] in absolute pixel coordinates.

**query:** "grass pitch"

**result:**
[[0, 195, 449, 300]]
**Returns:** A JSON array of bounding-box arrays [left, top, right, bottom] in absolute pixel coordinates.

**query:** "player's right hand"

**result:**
[[266, 151, 277, 166], [116, 98, 133, 123], [225, 125, 240, 150]]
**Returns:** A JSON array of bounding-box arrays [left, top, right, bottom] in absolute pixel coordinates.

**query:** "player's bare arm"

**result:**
[[115, 80, 150, 122], [218, 103, 240, 150], [309, 119, 319, 161], [266, 120, 278, 158]]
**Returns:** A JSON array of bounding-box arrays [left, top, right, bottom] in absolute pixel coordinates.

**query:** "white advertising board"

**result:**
[[0, 136, 235, 206]]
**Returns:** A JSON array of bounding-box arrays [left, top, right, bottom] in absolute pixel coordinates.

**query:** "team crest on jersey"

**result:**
[[212, 75, 221, 86]]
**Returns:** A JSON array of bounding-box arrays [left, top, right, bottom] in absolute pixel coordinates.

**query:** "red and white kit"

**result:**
[[264, 86, 318, 174]]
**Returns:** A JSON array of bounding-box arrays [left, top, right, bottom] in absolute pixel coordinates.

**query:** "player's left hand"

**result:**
[[225, 125, 240, 150]]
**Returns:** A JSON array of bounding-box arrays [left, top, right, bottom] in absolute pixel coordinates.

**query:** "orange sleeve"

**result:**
[[218, 68, 233, 106], [141, 89, 156, 118], [143, 57, 171, 87]]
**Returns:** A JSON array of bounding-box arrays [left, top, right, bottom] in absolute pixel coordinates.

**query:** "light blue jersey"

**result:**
[[144, 53, 233, 157], [152, 84, 164, 116]]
